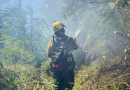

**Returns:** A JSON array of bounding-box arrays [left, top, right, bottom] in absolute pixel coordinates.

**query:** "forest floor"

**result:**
[[73, 56, 130, 90], [1, 56, 130, 90]]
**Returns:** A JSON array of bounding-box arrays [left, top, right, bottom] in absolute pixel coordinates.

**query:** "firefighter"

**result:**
[[47, 21, 78, 90]]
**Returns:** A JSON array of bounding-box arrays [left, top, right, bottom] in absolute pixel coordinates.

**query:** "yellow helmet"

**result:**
[[52, 21, 63, 33]]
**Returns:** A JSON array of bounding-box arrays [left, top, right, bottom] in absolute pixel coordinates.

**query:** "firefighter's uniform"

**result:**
[[48, 35, 78, 58], [47, 21, 78, 90]]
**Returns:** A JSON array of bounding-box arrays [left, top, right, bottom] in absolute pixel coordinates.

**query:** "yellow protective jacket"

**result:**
[[47, 35, 78, 58]]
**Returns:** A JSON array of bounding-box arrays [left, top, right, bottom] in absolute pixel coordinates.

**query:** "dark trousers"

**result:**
[[54, 70, 74, 90]]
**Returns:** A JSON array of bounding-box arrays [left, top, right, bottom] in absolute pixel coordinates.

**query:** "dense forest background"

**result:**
[[0, 0, 130, 90]]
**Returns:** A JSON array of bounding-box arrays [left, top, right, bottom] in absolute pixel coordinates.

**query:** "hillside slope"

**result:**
[[73, 56, 130, 90]]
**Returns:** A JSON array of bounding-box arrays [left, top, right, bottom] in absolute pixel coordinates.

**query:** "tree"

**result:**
[[60, 0, 127, 64], [0, 0, 50, 66]]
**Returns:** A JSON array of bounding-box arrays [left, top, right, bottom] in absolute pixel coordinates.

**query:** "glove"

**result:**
[[73, 37, 76, 41]]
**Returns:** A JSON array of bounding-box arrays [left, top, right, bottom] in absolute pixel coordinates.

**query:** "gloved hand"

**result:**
[[73, 37, 76, 41]]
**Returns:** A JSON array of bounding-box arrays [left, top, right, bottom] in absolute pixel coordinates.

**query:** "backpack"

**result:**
[[50, 35, 75, 71]]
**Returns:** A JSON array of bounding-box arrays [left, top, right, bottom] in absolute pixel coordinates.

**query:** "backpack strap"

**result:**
[[53, 35, 55, 52]]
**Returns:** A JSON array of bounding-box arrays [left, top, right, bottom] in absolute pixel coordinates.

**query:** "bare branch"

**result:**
[[115, 31, 130, 40], [124, 49, 130, 55]]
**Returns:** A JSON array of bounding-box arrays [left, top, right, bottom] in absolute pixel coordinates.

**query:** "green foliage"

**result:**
[[0, 63, 17, 90], [114, 0, 119, 5], [0, 45, 35, 64], [0, 1, 52, 89], [0, 61, 3, 68], [0, 0, 130, 90], [0, 0, 50, 65], [12, 62, 54, 90], [73, 57, 128, 90], [61, 0, 126, 65]]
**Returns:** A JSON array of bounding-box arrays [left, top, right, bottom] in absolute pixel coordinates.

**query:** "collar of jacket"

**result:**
[[55, 35, 68, 42]]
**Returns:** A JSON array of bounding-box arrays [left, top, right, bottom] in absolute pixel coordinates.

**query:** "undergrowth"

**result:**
[[1, 56, 130, 90], [73, 56, 130, 90]]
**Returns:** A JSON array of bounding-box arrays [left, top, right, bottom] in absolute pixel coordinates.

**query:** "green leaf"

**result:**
[[95, 74, 97, 81], [114, 0, 119, 5]]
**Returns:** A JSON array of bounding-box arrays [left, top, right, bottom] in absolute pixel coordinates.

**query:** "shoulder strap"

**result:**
[[53, 35, 55, 52]]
